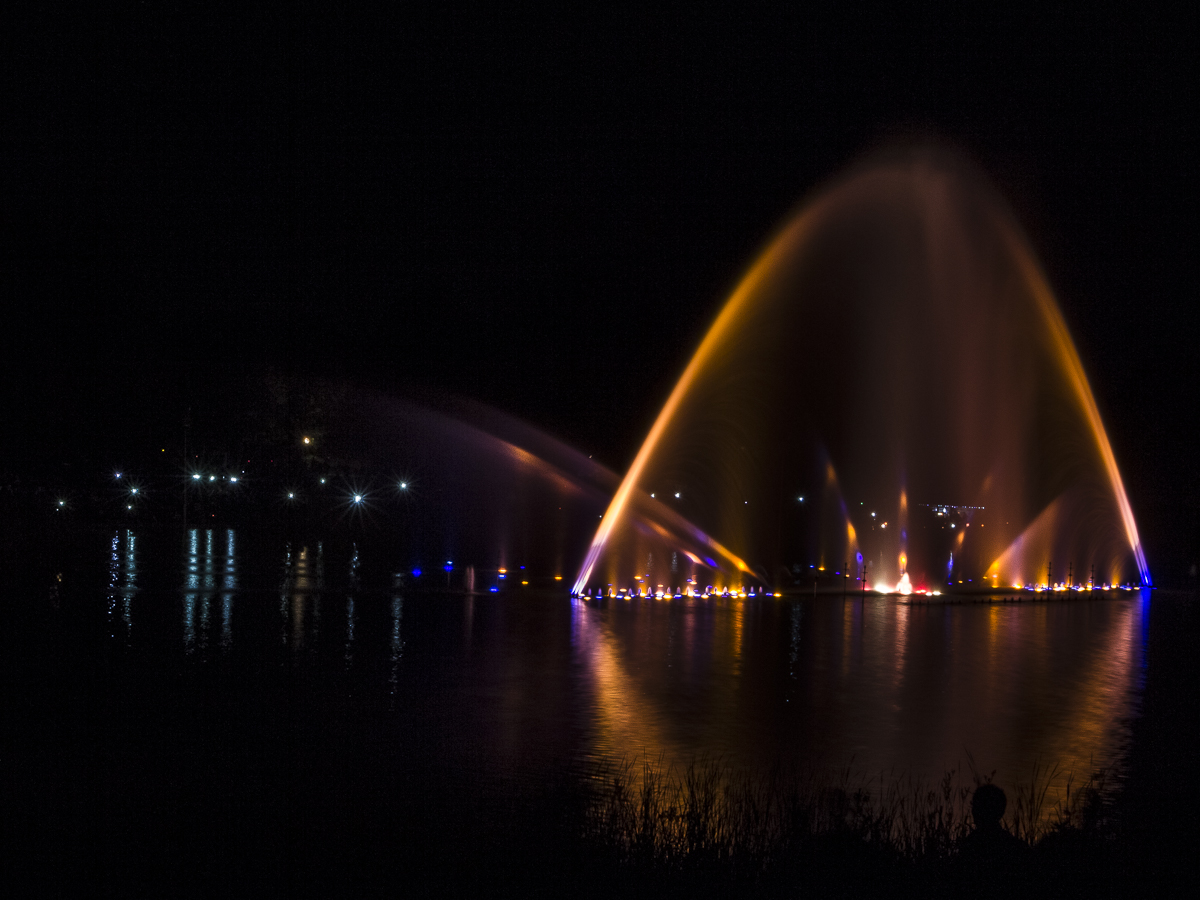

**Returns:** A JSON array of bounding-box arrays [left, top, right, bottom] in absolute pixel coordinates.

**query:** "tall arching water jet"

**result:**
[[576, 150, 1150, 595]]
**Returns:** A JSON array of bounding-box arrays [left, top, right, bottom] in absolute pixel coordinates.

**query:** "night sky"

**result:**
[[3, 6, 1195, 576]]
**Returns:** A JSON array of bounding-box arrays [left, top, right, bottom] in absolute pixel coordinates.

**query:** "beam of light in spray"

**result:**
[[1002, 225, 1151, 586], [988, 494, 1062, 588], [822, 457, 861, 570], [576, 157, 1148, 594], [573, 212, 816, 594]]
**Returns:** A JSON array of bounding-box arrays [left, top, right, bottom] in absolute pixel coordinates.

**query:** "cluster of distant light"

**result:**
[[95, 472, 158, 511], [55, 469, 413, 510], [573, 581, 782, 600], [50, 434, 419, 514], [396, 564, 567, 592], [571, 579, 1140, 599], [190, 472, 239, 483], [920, 504, 986, 519], [1017, 582, 1139, 592], [481, 565, 565, 590]]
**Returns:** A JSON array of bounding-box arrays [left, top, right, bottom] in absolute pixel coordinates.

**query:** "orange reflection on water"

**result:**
[[571, 592, 1147, 816], [571, 599, 680, 767]]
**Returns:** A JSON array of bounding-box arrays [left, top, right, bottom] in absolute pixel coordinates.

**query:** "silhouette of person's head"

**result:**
[[972, 784, 1007, 830]]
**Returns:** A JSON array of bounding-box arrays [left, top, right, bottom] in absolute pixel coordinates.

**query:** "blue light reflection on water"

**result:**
[[181, 529, 237, 653], [105, 529, 138, 643]]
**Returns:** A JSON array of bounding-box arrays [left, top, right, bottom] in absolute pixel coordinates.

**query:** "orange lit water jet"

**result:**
[[576, 149, 1149, 595]]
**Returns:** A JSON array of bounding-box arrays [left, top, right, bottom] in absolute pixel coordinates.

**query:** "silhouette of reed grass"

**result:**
[[575, 753, 1118, 895]]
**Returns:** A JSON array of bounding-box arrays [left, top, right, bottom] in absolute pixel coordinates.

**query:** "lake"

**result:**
[[2, 524, 1188, 895]]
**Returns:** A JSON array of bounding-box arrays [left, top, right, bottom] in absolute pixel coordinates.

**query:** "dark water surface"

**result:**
[[3, 525, 1194, 895]]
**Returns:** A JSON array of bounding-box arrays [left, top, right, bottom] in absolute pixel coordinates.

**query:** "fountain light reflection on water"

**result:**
[[569, 589, 1149, 807], [72, 528, 1153, 823]]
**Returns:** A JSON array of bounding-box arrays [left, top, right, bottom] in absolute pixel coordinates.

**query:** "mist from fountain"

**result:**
[[576, 148, 1150, 596]]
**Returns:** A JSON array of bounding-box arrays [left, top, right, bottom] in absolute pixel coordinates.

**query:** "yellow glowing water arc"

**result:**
[[574, 209, 817, 593], [575, 172, 1149, 593], [995, 225, 1149, 585]]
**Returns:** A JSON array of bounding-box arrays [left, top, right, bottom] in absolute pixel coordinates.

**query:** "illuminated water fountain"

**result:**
[[576, 149, 1150, 596], [322, 390, 623, 582]]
